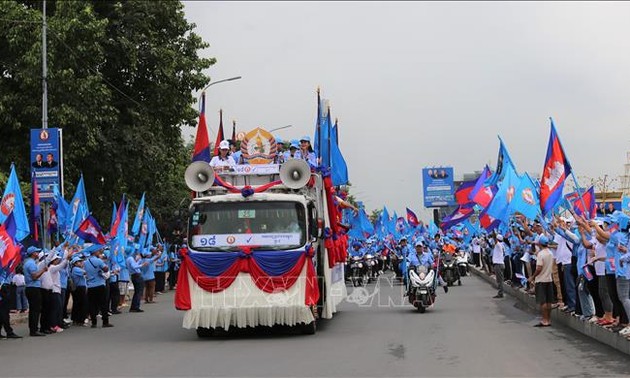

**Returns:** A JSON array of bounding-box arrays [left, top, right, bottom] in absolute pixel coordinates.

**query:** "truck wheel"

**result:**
[[301, 321, 316, 335], [196, 327, 214, 338]]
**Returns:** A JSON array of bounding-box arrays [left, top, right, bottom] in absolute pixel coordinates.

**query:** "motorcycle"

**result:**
[[455, 251, 469, 281], [408, 265, 436, 313], [364, 253, 378, 283], [349, 256, 366, 287], [390, 253, 403, 281], [441, 253, 460, 286]]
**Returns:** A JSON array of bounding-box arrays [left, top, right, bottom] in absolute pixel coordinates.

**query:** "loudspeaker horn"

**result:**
[[185, 161, 216, 192], [280, 159, 311, 189]]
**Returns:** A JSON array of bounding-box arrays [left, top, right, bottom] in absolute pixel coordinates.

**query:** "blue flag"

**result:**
[[485, 164, 521, 223], [0, 165, 30, 241], [487, 137, 516, 186], [131, 193, 145, 237], [507, 172, 540, 221], [69, 175, 89, 233], [330, 119, 349, 186], [313, 94, 331, 168], [52, 184, 69, 234]]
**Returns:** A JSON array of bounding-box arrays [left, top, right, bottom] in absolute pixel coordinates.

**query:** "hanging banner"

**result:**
[[30, 128, 62, 202]]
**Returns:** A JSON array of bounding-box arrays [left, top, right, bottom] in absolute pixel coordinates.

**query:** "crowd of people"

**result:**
[[209, 136, 318, 169], [0, 241, 187, 339], [470, 210, 630, 336]]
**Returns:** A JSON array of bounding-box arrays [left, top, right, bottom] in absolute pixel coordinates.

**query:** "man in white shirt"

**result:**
[[472, 237, 481, 268], [492, 234, 506, 298]]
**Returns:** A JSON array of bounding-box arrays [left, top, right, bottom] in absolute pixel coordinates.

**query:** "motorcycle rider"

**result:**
[[416, 241, 448, 293]]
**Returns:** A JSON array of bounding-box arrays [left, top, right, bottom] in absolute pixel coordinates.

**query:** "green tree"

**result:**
[[0, 0, 214, 233]]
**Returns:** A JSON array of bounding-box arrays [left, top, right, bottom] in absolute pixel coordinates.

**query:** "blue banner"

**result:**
[[30, 128, 62, 202], [422, 167, 455, 207]]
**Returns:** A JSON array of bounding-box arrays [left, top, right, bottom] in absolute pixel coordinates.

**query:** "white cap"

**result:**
[[496, 234, 504, 241], [219, 140, 230, 150]]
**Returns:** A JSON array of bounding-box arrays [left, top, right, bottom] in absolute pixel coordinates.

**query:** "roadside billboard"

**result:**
[[30, 128, 62, 202], [422, 167, 455, 208]]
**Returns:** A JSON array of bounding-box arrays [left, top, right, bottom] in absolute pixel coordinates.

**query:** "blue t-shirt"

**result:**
[[141, 257, 155, 281], [612, 231, 629, 278], [71, 266, 87, 288], [419, 252, 434, 268], [118, 265, 130, 282], [23, 257, 41, 288], [84, 256, 106, 288], [59, 266, 69, 289]]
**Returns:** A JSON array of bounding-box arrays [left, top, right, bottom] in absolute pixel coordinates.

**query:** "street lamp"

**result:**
[[201, 76, 242, 93], [269, 125, 293, 133]]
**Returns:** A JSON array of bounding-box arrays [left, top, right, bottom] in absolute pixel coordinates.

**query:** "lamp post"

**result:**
[[198, 76, 242, 109]]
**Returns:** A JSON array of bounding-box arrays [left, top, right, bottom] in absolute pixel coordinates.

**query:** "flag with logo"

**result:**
[[406, 207, 420, 228], [0, 213, 21, 274], [485, 164, 521, 223], [69, 175, 89, 233], [0, 164, 30, 241], [540, 119, 572, 215], [507, 172, 540, 221], [131, 193, 145, 237]]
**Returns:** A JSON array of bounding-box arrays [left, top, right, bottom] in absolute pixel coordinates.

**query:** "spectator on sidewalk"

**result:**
[[23, 246, 48, 336], [529, 236, 556, 327], [1, 270, 22, 339], [492, 234, 506, 299], [12, 267, 28, 313]]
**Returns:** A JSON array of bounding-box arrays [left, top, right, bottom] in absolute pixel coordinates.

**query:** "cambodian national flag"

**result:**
[[455, 180, 477, 206], [0, 213, 21, 273], [406, 207, 420, 227], [479, 207, 500, 232], [582, 264, 594, 281], [75, 215, 107, 245], [540, 119, 572, 215], [192, 93, 211, 163], [440, 203, 475, 230], [570, 186, 595, 219]]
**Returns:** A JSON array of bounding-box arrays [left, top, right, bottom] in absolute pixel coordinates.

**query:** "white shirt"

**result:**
[[48, 255, 69, 294], [209, 155, 236, 168], [492, 242, 505, 265], [594, 239, 607, 276], [12, 274, 25, 286], [553, 233, 572, 265], [472, 238, 481, 254]]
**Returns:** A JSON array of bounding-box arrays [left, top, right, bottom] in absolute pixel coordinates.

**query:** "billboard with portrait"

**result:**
[[30, 128, 62, 202], [422, 167, 455, 208]]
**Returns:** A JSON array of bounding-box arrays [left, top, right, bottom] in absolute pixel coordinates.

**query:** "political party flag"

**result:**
[[485, 163, 521, 223], [570, 186, 596, 219], [330, 118, 349, 186], [406, 207, 420, 227], [0, 213, 21, 274], [428, 221, 439, 237], [489, 137, 516, 185], [212, 109, 225, 157], [47, 203, 58, 236], [131, 192, 145, 237], [0, 164, 30, 241], [508, 172, 540, 221], [69, 175, 89, 233], [52, 184, 69, 235], [540, 119, 572, 215], [30, 172, 41, 241], [110, 195, 126, 238], [75, 215, 107, 245], [192, 93, 211, 162]]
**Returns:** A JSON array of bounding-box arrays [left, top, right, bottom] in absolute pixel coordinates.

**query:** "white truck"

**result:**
[[176, 157, 346, 337]]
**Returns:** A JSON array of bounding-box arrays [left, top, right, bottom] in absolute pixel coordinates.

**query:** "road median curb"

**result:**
[[470, 266, 630, 356]]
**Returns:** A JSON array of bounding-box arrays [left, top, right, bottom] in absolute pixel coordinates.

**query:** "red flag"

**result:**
[[213, 109, 225, 157], [76, 216, 107, 245], [192, 93, 211, 163]]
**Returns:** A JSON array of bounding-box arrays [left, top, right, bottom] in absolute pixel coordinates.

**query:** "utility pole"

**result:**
[[41, 0, 50, 248]]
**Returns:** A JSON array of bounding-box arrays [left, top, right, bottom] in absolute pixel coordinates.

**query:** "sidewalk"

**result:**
[[470, 265, 630, 356]]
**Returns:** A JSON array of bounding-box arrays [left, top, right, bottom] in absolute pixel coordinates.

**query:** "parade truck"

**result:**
[[175, 128, 347, 337]]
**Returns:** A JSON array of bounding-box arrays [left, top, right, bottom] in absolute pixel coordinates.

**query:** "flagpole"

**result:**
[[327, 104, 332, 168], [316, 87, 321, 162], [42, 0, 50, 249], [550, 117, 589, 218]]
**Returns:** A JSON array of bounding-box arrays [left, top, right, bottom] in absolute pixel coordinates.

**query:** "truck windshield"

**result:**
[[188, 201, 306, 252]]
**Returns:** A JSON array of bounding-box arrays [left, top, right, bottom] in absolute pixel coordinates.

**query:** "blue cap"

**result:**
[[275, 137, 283, 144], [299, 136, 311, 143], [82, 244, 105, 255], [27, 246, 42, 255], [289, 139, 299, 149], [70, 255, 84, 264], [352, 241, 362, 248], [538, 236, 549, 246]]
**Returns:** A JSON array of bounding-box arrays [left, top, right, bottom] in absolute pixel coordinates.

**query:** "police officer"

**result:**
[[23, 246, 48, 336], [83, 246, 113, 328]]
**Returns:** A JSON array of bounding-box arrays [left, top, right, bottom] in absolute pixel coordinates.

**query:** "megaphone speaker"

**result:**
[[185, 161, 216, 192], [280, 159, 311, 189]]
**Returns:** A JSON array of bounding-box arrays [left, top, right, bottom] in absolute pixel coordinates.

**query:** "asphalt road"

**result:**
[[2, 274, 629, 377]]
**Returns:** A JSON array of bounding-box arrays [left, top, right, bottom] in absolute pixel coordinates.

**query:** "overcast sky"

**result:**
[[183, 1, 630, 220]]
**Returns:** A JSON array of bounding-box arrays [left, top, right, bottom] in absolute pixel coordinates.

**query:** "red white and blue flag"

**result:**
[[192, 93, 211, 163], [440, 202, 475, 230], [76, 215, 107, 245], [568, 186, 595, 219], [0, 213, 21, 274], [406, 207, 420, 227], [540, 120, 572, 215]]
